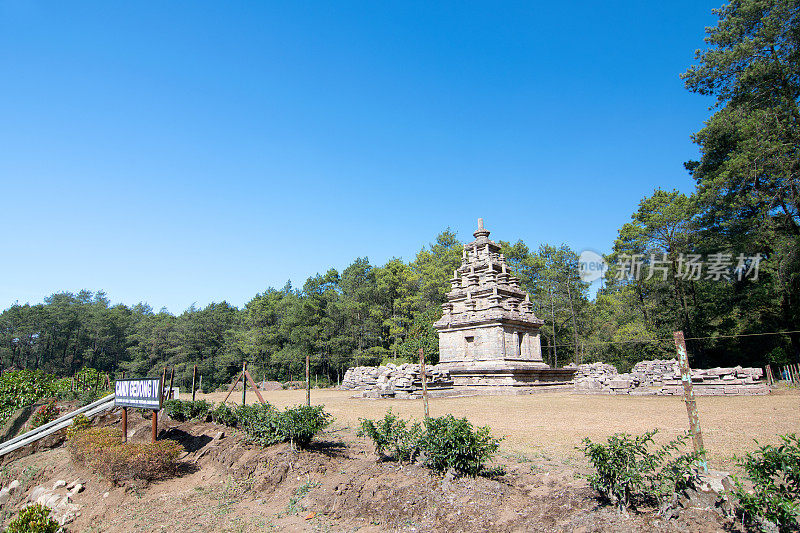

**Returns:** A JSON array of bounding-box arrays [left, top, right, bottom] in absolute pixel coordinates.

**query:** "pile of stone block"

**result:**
[[573, 362, 641, 393], [574, 359, 768, 395], [648, 362, 767, 396], [341, 363, 454, 399]]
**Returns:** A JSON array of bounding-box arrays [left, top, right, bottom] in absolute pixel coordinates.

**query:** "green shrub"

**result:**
[[6, 503, 59, 533], [233, 403, 281, 445], [731, 434, 800, 531], [211, 402, 238, 427], [68, 427, 183, 484], [0, 370, 61, 426], [66, 413, 91, 438], [274, 405, 332, 449], [358, 412, 501, 476], [163, 399, 186, 421], [358, 409, 422, 462], [580, 430, 701, 512], [164, 399, 213, 422], [419, 414, 501, 476], [208, 402, 330, 449], [29, 401, 60, 428]]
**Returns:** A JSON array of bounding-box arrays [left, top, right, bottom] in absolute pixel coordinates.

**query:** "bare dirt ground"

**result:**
[[200, 386, 800, 471], [0, 388, 796, 532]]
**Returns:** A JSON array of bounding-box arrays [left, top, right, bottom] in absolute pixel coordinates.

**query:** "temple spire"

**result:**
[[473, 217, 491, 239]]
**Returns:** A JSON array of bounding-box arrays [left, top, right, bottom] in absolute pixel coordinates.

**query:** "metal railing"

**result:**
[[0, 394, 115, 457]]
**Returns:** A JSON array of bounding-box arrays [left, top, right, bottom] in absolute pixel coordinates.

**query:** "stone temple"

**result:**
[[433, 219, 575, 387]]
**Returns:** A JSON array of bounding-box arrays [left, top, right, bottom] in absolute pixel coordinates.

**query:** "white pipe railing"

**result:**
[[0, 394, 116, 457]]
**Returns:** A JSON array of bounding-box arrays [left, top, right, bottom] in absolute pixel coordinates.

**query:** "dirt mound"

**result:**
[[0, 412, 740, 532]]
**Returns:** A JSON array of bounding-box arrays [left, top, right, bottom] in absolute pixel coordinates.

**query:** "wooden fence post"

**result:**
[[305, 354, 311, 407], [673, 331, 707, 471], [191, 364, 197, 402], [168, 367, 175, 400], [242, 361, 248, 406]]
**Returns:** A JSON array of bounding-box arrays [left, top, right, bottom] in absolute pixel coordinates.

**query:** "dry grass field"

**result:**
[[200, 387, 800, 471]]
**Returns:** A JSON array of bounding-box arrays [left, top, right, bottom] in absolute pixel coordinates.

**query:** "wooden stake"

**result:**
[[122, 407, 128, 443], [419, 347, 429, 419], [151, 409, 158, 443], [673, 331, 706, 470], [305, 354, 311, 407], [244, 371, 267, 405], [222, 373, 242, 404], [191, 364, 197, 402], [161, 367, 168, 398], [242, 361, 248, 406], [168, 366, 175, 400]]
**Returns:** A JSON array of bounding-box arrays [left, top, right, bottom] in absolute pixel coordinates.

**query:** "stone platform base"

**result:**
[[440, 361, 576, 387], [352, 383, 576, 400]]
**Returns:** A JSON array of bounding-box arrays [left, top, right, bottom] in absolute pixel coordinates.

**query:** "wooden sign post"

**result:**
[[114, 376, 163, 444], [673, 331, 707, 471], [122, 407, 128, 443]]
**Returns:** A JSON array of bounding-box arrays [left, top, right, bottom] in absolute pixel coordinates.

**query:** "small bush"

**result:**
[[211, 402, 238, 427], [731, 433, 800, 531], [358, 412, 501, 476], [234, 404, 281, 446], [580, 430, 701, 512], [68, 427, 183, 484], [164, 399, 213, 422], [66, 413, 91, 438], [358, 410, 422, 462], [419, 414, 501, 476], [274, 405, 332, 449], [208, 402, 331, 449], [29, 401, 60, 429], [6, 503, 59, 533]]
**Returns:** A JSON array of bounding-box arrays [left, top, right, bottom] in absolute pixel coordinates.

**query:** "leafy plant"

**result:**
[[66, 413, 91, 438], [209, 402, 330, 449], [210, 402, 238, 427], [358, 409, 422, 462], [419, 414, 501, 477], [0, 370, 61, 426], [731, 434, 800, 531], [274, 405, 332, 449], [29, 401, 59, 429], [6, 503, 59, 533], [580, 430, 702, 512], [163, 399, 213, 422]]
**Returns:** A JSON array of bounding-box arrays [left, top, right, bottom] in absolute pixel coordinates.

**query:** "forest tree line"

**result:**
[[0, 0, 797, 389]]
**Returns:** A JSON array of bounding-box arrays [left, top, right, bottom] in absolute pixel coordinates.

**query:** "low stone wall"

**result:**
[[574, 359, 768, 395], [341, 363, 454, 399]]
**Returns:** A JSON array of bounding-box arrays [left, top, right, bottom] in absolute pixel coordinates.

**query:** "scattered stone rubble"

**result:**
[[574, 359, 768, 395], [25, 479, 84, 526], [341, 363, 454, 399]]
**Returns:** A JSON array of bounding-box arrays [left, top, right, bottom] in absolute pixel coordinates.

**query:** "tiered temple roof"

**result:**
[[434, 218, 544, 329]]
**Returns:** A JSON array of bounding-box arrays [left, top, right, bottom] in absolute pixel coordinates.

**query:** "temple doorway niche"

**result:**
[[465, 335, 475, 359]]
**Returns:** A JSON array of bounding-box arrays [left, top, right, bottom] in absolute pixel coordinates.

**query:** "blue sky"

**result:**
[[0, 1, 721, 313]]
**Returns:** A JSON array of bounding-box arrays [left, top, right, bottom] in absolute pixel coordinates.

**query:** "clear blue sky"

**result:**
[[0, 1, 721, 313]]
